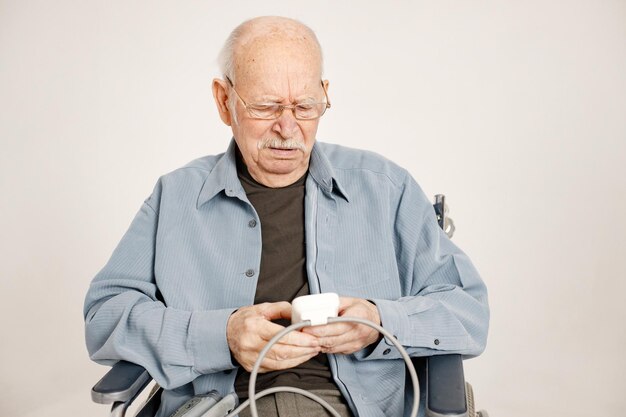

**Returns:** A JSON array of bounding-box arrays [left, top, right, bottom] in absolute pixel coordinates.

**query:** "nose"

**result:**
[[272, 106, 299, 138]]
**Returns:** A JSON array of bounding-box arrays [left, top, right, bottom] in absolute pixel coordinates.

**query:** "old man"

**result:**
[[84, 16, 489, 417]]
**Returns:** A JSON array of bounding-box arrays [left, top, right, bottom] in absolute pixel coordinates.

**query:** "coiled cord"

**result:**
[[224, 317, 419, 417]]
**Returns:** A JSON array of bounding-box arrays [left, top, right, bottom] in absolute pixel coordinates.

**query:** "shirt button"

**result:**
[[245, 269, 255, 277], [434, 339, 440, 346], [248, 219, 257, 228], [383, 348, 391, 355]]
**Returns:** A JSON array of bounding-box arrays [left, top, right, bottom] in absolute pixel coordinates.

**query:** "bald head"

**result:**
[[218, 16, 323, 84]]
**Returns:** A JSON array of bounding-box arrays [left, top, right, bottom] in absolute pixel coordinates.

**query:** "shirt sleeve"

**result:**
[[83, 182, 237, 390], [354, 171, 490, 361]]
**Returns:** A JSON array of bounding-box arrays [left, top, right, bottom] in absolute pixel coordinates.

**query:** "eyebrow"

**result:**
[[254, 95, 318, 104]]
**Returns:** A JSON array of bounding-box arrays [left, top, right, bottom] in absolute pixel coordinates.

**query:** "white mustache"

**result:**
[[257, 138, 306, 151]]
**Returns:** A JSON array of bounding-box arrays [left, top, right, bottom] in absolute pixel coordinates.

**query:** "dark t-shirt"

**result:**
[[233, 154, 336, 399]]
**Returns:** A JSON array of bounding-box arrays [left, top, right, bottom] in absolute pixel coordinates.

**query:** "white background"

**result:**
[[1, 1, 625, 416]]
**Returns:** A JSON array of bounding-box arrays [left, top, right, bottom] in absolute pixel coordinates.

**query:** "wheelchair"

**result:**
[[91, 195, 489, 417]]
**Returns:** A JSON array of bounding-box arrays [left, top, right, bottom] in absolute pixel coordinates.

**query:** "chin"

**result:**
[[266, 164, 301, 175], [263, 159, 305, 175]]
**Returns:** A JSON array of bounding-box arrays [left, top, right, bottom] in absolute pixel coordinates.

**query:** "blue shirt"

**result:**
[[84, 139, 489, 417]]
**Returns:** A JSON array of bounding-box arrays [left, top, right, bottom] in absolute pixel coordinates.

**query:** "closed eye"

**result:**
[[249, 103, 280, 111]]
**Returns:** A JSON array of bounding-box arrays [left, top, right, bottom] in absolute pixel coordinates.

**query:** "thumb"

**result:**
[[260, 301, 293, 321], [338, 296, 356, 312]]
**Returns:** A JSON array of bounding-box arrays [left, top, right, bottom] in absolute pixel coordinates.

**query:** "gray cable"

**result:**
[[224, 386, 342, 417], [241, 317, 419, 417], [328, 317, 419, 417]]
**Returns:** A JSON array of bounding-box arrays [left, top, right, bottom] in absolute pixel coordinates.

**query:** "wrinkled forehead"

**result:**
[[233, 35, 323, 97]]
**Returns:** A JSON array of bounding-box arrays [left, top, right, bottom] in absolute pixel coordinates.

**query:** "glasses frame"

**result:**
[[225, 76, 331, 120]]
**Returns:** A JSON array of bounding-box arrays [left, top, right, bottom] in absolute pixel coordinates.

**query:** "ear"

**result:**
[[212, 78, 232, 126], [322, 79, 330, 105]]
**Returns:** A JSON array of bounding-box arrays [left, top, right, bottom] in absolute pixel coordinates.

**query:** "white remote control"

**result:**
[[291, 293, 339, 326]]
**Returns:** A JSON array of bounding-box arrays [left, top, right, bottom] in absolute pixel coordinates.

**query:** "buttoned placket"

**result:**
[[223, 184, 263, 301]]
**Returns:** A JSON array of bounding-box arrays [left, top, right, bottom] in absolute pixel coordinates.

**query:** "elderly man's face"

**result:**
[[214, 36, 328, 187]]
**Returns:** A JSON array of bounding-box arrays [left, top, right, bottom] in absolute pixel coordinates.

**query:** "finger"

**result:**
[[321, 339, 367, 354], [318, 323, 380, 353], [265, 344, 321, 361], [258, 301, 293, 321], [242, 344, 321, 373], [257, 320, 320, 347], [338, 296, 356, 311], [318, 325, 374, 353], [317, 330, 358, 349], [261, 350, 321, 372], [301, 322, 352, 337], [339, 299, 381, 325]]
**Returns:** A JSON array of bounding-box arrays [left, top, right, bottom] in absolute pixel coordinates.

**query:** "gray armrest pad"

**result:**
[[92, 361, 152, 404], [426, 355, 467, 416]]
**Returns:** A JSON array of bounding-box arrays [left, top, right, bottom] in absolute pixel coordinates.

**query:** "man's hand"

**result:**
[[301, 297, 381, 354], [226, 302, 321, 373]]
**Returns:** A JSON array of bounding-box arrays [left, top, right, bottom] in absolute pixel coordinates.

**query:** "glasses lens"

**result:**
[[246, 102, 327, 120], [295, 103, 325, 119]]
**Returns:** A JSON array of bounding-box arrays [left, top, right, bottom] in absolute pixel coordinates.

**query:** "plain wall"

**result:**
[[1, 1, 625, 416]]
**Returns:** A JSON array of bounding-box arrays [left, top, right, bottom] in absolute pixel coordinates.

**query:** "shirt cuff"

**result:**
[[352, 298, 410, 360], [189, 308, 239, 374]]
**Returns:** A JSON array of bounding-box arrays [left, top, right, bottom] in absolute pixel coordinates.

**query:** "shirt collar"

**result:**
[[308, 142, 350, 202], [196, 139, 245, 208], [197, 139, 349, 209]]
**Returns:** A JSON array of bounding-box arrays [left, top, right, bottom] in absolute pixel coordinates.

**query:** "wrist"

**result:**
[[366, 299, 381, 326]]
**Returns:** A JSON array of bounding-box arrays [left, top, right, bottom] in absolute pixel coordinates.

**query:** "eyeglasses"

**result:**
[[225, 76, 331, 120]]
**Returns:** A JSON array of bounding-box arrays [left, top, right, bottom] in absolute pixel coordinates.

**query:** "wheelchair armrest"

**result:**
[[425, 354, 467, 417], [91, 361, 153, 405]]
